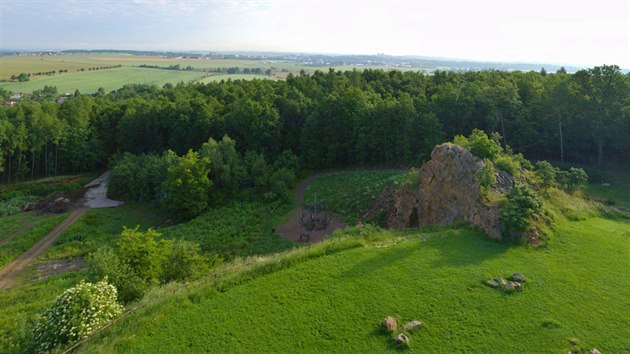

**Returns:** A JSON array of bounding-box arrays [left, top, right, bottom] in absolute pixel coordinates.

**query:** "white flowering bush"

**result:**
[[33, 279, 123, 353]]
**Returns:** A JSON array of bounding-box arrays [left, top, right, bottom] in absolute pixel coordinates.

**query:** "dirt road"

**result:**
[[0, 172, 122, 289], [0, 208, 87, 288]]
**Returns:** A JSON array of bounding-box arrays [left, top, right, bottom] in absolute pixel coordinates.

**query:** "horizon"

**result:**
[[1, 0, 628, 69]]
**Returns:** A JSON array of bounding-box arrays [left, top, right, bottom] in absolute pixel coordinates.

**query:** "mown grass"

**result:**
[[161, 202, 294, 259], [77, 216, 630, 353], [304, 170, 407, 223], [43, 203, 167, 260], [0, 213, 67, 268]]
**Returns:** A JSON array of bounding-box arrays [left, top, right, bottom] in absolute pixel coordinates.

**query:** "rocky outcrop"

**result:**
[[388, 144, 505, 239]]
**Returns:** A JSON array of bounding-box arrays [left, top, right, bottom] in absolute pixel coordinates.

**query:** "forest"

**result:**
[[1, 65, 628, 186]]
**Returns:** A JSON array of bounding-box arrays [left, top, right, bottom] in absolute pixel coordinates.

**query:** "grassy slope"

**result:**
[[43, 203, 166, 260], [304, 170, 407, 223], [79, 218, 630, 353], [161, 202, 294, 259]]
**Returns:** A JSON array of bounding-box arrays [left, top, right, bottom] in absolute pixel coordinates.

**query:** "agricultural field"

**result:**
[[0, 67, 207, 94], [0, 53, 424, 94]]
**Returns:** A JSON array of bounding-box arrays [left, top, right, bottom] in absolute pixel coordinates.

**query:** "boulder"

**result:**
[[509, 272, 527, 283], [395, 333, 409, 345], [387, 144, 504, 239], [382, 316, 397, 332], [504, 281, 522, 293], [403, 320, 423, 331], [497, 277, 507, 287], [588, 349, 601, 354], [484, 279, 500, 288]]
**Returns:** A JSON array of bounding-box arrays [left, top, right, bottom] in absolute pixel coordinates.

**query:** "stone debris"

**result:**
[[484, 273, 526, 293]]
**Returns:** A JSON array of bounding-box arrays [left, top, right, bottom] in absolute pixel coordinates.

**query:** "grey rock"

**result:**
[[396, 333, 409, 344], [484, 279, 500, 288], [509, 272, 527, 283], [403, 320, 422, 331], [588, 349, 601, 354]]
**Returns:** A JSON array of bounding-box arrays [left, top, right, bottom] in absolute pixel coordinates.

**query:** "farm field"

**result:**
[[0, 53, 426, 94], [78, 216, 630, 353], [0, 67, 207, 94]]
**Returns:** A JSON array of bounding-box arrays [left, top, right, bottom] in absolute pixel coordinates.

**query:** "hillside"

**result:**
[[78, 217, 630, 353]]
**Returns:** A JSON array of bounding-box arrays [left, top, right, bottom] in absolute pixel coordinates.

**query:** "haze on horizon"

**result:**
[[1, 0, 628, 68]]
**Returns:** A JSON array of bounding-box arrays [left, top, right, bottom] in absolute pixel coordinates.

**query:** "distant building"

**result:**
[[10, 92, 23, 100]]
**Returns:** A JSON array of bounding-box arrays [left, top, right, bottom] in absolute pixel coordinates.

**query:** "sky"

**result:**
[[1, 0, 628, 68]]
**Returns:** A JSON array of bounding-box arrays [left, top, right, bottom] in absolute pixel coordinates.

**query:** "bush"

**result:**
[[535, 161, 557, 190], [32, 279, 122, 353], [557, 167, 588, 193], [270, 167, 296, 202], [500, 183, 542, 236], [495, 155, 519, 175], [163, 240, 210, 283], [477, 159, 496, 198], [117, 227, 171, 284], [86, 246, 148, 304], [454, 129, 503, 160]]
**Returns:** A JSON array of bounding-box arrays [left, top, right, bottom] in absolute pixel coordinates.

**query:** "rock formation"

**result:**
[[387, 143, 507, 239]]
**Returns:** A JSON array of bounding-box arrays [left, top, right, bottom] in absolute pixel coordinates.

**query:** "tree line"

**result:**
[[1, 65, 628, 184]]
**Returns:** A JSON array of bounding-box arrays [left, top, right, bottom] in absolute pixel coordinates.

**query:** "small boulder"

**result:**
[[382, 316, 397, 332], [509, 272, 527, 283], [569, 337, 579, 345], [484, 279, 500, 288], [396, 333, 409, 345], [403, 320, 422, 331], [497, 277, 507, 287], [588, 349, 601, 354], [504, 281, 522, 293]]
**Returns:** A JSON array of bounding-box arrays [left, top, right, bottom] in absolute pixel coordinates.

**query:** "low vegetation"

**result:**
[[304, 170, 407, 223], [76, 217, 630, 353]]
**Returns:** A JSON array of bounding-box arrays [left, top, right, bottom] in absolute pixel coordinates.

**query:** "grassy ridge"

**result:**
[[79, 218, 630, 353]]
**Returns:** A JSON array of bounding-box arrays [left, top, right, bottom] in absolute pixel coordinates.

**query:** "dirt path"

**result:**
[[0, 208, 87, 288], [0, 172, 122, 289], [275, 172, 348, 243]]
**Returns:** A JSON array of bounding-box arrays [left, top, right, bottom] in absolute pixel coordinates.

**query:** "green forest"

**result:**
[[1, 65, 628, 184]]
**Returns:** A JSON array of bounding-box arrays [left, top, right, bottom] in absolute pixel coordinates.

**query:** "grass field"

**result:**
[[0, 213, 68, 268], [304, 170, 407, 223], [77, 216, 630, 353], [0, 67, 207, 94], [43, 203, 167, 261], [0, 53, 426, 93]]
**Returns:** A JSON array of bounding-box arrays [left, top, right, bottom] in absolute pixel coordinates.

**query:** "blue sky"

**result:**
[[1, 0, 628, 67]]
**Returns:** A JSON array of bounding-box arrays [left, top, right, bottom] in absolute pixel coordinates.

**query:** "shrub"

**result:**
[[32, 279, 122, 353], [454, 129, 503, 160], [556, 167, 588, 193], [500, 183, 542, 236], [477, 159, 496, 198], [163, 240, 209, 283], [117, 227, 171, 284], [86, 246, 148, 304], [494, 155, 519, 175], [535, 161, 557, 190]]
